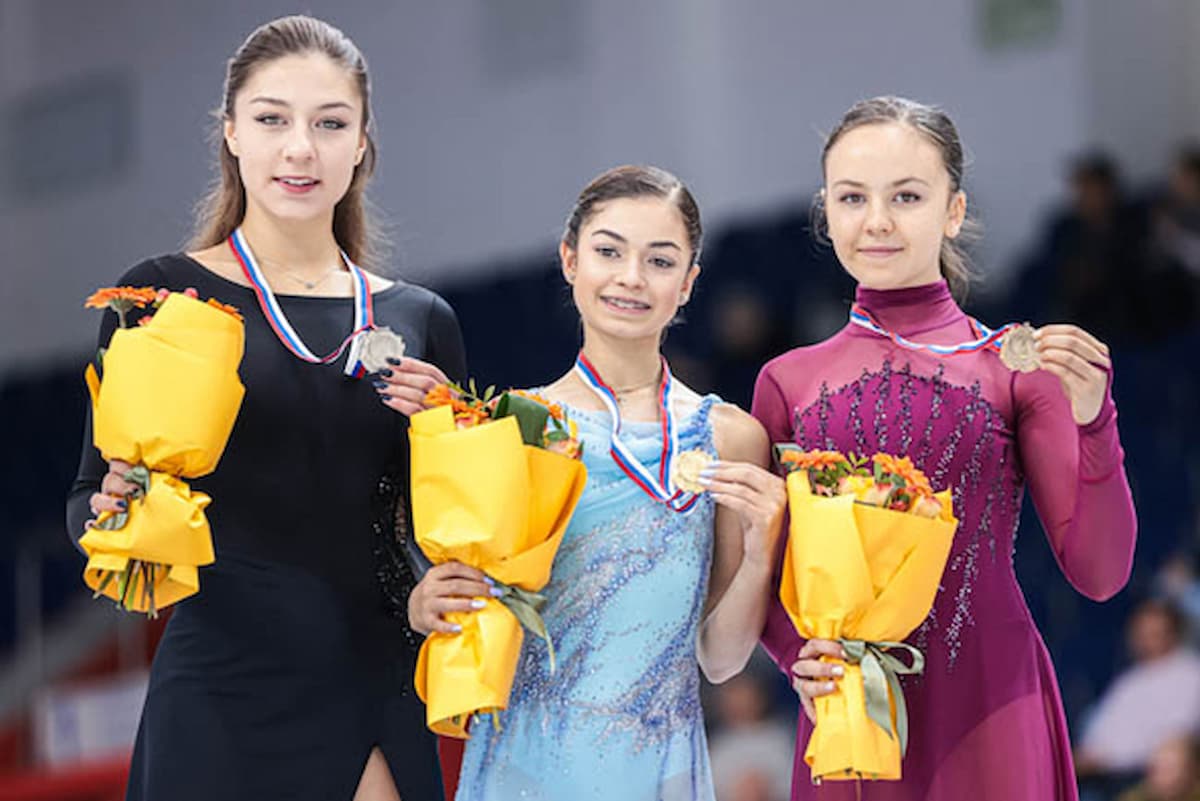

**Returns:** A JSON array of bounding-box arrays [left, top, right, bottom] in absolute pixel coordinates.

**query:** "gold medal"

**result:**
[[671, 449, 712, 494], [999, 323, 1039, 373], [358, 326, 406, 373]]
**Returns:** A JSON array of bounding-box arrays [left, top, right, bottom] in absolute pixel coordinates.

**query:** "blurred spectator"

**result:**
[[709, 670, 793, 801], [705, 284, 789, 410], [1116, 736, 1200, 801], [1010, 151, 1145, 340], [1077, 600, 1200, 780], [1156, 553, 1200, 640], [1139, 144, 1200, 337]]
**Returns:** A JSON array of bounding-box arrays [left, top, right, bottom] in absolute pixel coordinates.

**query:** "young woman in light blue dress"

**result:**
[[386, 165, 788, 800]]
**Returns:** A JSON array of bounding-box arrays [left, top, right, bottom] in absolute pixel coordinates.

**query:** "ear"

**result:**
[[354, 132, 367, 166], [223, 118, 239, 158], [945, 190, 967, 239], [678, 261, 702, 306], [559, 240, 577, 285]]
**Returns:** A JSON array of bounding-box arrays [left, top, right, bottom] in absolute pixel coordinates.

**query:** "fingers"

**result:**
[[386, 356, 451, 383], [1036, 324, 1110, 357], [792, 658, 845, 681], [701, 461, 776, 490], [407, 561, 500, 635], [1038, 345, 1107, 383], [798, 639, 846, 661], [790, 638, 846, 713], [89, 491, 127, 517], [426, 562, 490, 583], [100, 460, 139, 497], [701, 462, 786, 507], [379, 390, 433, 417], [1035, 328, 1111, 370], [371, 358, 449, 415]]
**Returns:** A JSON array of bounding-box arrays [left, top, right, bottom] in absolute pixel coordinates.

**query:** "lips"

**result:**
[[857, 246, 903, 259], [600, 295, 652, 313], [274, 176, 320, 194]]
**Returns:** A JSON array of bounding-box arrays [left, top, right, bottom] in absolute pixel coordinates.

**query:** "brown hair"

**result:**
[[563, 165, 703, 264], [812, 96, 979, 300], [189, 15, 383, 267]]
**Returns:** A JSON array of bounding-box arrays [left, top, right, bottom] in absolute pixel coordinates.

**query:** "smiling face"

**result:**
[[823, 121, 966, 291], [562, 195, 700, 346], [223, 52, 366, 228]]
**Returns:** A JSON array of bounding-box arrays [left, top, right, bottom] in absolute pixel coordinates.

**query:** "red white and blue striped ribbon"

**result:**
[[849, 304, 1014, 357], [574, 353, 701, 514], [228, 228, 374, 377]]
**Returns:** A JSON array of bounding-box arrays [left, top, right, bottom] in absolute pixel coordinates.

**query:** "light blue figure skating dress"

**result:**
[[455, 396, 720, 801]]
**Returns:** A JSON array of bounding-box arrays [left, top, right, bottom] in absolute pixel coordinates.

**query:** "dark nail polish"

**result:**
[[116, 500, 127, 511], [372, 380, 387, 389], [378, 368, 393, 377], [386, 357, 403, 366]]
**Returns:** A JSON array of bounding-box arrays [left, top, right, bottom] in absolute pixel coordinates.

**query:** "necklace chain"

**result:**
[[260, 256, 344, 291]]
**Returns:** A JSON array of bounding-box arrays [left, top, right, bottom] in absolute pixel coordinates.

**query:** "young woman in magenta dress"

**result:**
[[68, 17, 461, 800], [385, 166, 788, 800], [754, 97, 1137, 800]]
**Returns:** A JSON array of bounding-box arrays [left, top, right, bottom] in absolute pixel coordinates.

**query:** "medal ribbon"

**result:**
[[849, 304, 1015, 357], [229, 228, 374, 377], [574, 354, 700, 513]]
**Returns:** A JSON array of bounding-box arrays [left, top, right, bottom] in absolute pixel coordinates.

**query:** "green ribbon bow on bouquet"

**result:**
[[839, 639, 925, 756]]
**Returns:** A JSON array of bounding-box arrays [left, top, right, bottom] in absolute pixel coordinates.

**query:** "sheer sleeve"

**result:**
[[64, 259, 168, 550], [751, 362, 804, 672], [1014, 368, 1136, 601]]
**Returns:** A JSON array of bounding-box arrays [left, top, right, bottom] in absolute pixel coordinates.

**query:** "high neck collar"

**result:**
[[852, 280, 964, 336]]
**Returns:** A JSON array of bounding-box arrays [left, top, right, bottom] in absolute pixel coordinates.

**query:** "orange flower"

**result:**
[[453, 402, 490, 428], [205, 298, 244, 322], [84, 286, 158, 310], [424, 384, 456, 409], [873, 454, 934, 497], [510, 389, 564, 421], [782, 449, 850, 471]]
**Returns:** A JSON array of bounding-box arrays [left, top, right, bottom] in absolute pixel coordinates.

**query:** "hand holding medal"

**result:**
[[375, 355, 451, 416], [1031, 324, 1112, 425]]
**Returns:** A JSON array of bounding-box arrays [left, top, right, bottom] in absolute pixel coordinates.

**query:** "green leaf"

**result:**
[[493, 393, 551, 447], [124, 465, 151, 498], [96, 511, 129, 530], [497, 584, 557, 674]]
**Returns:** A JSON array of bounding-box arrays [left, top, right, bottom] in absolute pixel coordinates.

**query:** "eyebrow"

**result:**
[[590, 229, 682, 250], [832, 177, 932, 189], [247, 96, 355, 111]]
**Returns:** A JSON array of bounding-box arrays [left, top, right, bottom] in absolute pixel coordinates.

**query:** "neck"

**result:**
[[239, 205, 344, 276], [853, 278, 962, 336], [578, 329, 663, 391]]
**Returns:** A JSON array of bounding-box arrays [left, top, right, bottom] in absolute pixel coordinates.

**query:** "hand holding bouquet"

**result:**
[[775, 446, 958, 781], [410, 382, 586, 737], [79, 287, 245, 616]]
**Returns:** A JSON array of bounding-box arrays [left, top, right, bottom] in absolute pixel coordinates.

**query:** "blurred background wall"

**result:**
[[1, 1, 1198, 799]]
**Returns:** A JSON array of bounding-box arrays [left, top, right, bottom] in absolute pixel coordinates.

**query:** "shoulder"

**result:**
[[375, 278, 458, 322], [112, 254, 189, 286], [758, 338, 843, 382], [711, 402, 769, 465]]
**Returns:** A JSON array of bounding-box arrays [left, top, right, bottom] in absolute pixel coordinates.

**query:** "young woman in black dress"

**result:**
[[67, 16, 463, 800]]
